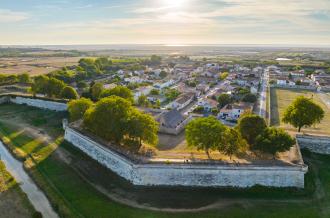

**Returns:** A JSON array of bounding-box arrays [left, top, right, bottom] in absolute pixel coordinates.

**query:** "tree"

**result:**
[[91, 82, 104, 101], [217, 94, 232, 108], [31, 75, 49, 96], [150, 89, 160, 95], [159, 71, 167, 79], [137, 94, 149, 107], [18, 73, 30, 83], [254, 127, 295, 155], [219, 72, 229, 80], [68, 98, 93, 121], [185, 117, 226, 157], [282, 96, 324, 132], [126, 109, 159, 146], [100, 86, 134, 103], [220, 128, 247, 159], [165, 89, 180, 101], [83, 96, 132, 143], [77, 81, 88, 89], [61, 86, 79, 99], [46, 77, 66, 98], [236, 114, 267, 145], [242, 93, 257, 103]]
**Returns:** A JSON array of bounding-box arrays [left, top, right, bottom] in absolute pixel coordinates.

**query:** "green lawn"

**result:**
[[1, 103, 330, 218], [270, 88, 330, 135]]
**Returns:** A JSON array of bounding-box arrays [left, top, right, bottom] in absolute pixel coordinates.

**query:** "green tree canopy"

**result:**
[[84, 96, 132, 143], [150, 89, 160, 95], [137, 94, 149, 107], [217, 93, 232, 108], [31, 75, 49, 96], [100, 85, 134, 103], [236, 114, 267, 145], [83, 95, 158, 146], [91, 82, 104, 101], [185, 116, 227, 156], [126, 109, 159, 146], [254, 127, 295, 155], [18, 73, 30, 83], [47, 77, 66, 98], [282, 96, 325, 132], [242, 93, 257, 103], [165, 89, 180, 101], [220, 128, 247, 159], [61, 86, 79, 99], [68, 98, 93, 121]]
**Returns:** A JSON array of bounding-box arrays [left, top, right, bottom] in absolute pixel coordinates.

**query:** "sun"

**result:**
[[160, 0, 187, 8]]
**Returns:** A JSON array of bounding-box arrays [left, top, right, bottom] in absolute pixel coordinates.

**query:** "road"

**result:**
[[258, 70, 268, 118], [0, 141, 58, 218]]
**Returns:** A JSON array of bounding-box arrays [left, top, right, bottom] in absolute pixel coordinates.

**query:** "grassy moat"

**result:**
[[0, 103, 330, 218]]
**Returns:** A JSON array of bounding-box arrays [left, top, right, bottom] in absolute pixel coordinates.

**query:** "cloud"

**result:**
[[0, 9, 29, 23]]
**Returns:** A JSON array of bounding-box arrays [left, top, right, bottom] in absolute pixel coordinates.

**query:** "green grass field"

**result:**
[[270, 88, 330, 135], [1, 103, 330, 217]]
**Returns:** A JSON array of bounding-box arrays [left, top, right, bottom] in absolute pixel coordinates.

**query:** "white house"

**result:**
[[134, 86, 153, 101], [218, 102, 253, 121], [197, 98, 218, 111]]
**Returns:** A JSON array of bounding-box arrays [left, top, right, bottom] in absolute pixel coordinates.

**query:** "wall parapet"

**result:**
[[297, 134, 330, 155], [64, 125, 308, 188], [0, 94, 67, 111]]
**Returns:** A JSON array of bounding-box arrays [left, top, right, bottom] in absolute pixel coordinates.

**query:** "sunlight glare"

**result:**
[[160, 0, 187, 8]]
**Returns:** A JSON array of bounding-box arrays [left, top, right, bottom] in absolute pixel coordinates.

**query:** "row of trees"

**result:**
[[0, 73, 31, 86], [186, 114, 295, 159], [31, 75, 79, 99], [68, 96, 159, 147]]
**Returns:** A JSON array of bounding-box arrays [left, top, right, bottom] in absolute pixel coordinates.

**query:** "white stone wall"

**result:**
[[9, 97, 67, 111], [297, 135, 330, 154], [64, 126, 307, 188]]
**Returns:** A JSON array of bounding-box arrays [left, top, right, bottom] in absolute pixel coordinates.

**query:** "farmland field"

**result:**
[[270, 88, 330, 135], [0, 57, 82, 76]]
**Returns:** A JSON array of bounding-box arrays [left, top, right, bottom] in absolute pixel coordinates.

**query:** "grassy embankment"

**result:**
[[0, 160, 36, 217], [0, 103, 329, 217], [270, 88, 330, 135]]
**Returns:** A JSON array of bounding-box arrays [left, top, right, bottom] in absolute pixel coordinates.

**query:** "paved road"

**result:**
[[0, 142, 58, 218], [258, 70, 268, 118]]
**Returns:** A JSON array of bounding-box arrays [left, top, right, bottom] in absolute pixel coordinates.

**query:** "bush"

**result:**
[[61, 86, 79, 99], [68, 98, 93, 121]]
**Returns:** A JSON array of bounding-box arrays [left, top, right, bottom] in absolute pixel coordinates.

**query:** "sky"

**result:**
[[1, 0, 330, 46]]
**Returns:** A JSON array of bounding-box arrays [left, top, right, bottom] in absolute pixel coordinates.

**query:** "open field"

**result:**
[[2, 103, 330, 217], [0, 161, 36, 218], [0, 57, 82, 76], [270, 88, 330, 136]]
